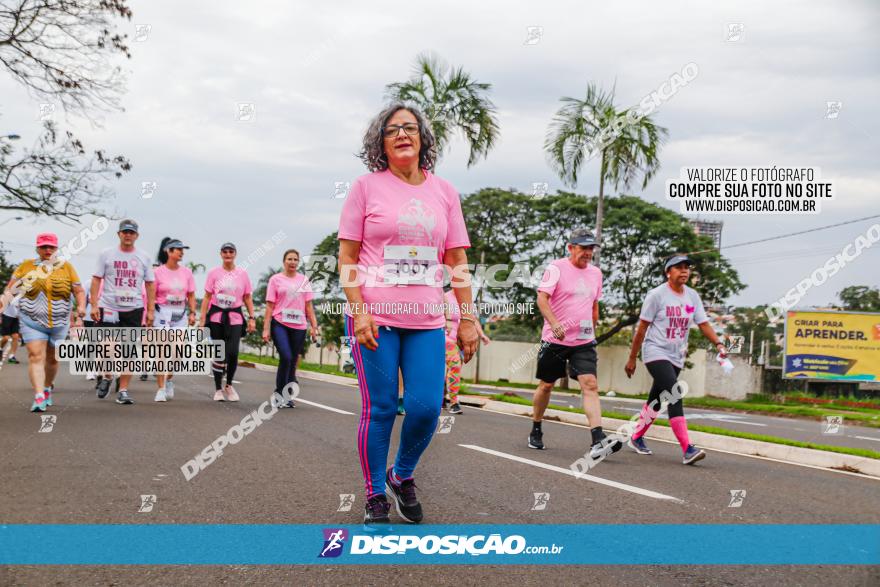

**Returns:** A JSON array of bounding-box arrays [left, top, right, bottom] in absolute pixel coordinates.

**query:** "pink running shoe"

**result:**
[[224, 384, 240, 402], [213, 389, 225, 402]]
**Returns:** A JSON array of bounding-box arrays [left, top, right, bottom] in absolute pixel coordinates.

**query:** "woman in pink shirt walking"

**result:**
[[199, 243, 256, 402], [261, 249, 319, 408], [338, 103, 479, 526]]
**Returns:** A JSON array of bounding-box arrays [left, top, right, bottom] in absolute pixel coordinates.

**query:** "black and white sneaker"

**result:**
[[116, 390, 134, 405], [589, 434, 622, 460], [528, 428, 545, 450], [385, 467, 423, 523], [363, 494, 391, 527], [96, 377, 112, 399], [448, 402, 462, 415]]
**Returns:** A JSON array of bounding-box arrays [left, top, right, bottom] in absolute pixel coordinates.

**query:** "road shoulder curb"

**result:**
[[460, 394, 880, 479]]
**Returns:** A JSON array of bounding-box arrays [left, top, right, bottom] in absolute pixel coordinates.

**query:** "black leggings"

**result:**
[[209, 323, 242, 389], [270, 319, 306, 393], [645, 360, 684, 419]]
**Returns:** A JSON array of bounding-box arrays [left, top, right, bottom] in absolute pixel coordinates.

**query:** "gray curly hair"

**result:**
[[358, 103, 437, 172]]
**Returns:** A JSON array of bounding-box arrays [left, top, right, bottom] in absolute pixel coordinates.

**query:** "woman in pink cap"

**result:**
[[0, 233, 86, 411]]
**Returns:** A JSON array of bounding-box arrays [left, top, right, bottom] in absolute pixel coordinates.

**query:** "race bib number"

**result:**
[[215, 293, 235, 308], [115, 289, 139, 307], [383, 245, 438, 285], [577, 319, 594, 340], [166, 294, 185, 308], [155, 306, 173, 327], [281, 308, 305, 324], [102, 308, 120, 324]]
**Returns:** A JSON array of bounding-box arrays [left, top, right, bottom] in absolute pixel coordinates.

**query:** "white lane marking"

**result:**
[[712, 418, 767, 427], [686, 413, 768, 427], [295, 398, 354, 415], [459, 444, 683, 502], [853, 435, 880, 443]]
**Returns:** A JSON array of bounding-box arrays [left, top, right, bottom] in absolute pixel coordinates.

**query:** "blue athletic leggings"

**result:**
[[270, 318, 306, 393], [345, 315, 445, 498]]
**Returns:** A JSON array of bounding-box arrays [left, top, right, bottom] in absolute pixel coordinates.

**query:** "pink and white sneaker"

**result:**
[[213, 389, 225, 402], [224, 384, 239, 402]]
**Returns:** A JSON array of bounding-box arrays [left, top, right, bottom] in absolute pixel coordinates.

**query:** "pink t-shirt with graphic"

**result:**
[[337, 169, 470, 329], [154, 265, 195, 308], [537, 258, 603, 347], [267, 272, 313, 330], [205, 266, 252, 326]]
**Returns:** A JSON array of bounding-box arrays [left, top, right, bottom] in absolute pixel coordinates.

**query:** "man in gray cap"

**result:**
[[529, 228, 621, 460], [90, 219, 155, 405]]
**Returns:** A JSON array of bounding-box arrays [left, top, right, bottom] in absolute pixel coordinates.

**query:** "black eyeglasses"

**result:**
[[383, 123, 419, 138]]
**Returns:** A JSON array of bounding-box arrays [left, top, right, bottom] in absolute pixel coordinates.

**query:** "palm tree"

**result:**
[[186, 261, 206, 274], [385, 53, 500, 168], [254, 266, 282, 306], [544, 83, 667, 265]]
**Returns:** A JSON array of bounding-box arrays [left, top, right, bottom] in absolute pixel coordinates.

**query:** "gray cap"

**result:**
[[118, 219, 139, 233], [164, 239, 189, 250], [220, 242, 237, 252], [664, 255, 694, 272], [568, 228, 599, 247]]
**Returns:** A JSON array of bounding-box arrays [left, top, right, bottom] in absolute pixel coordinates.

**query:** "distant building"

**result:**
[[690, 219, 723, 249]]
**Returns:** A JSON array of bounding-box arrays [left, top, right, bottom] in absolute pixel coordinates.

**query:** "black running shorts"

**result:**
[[99, 308, 144, 328], [535, 341, 598, 382], [0, 314, 19, 336]]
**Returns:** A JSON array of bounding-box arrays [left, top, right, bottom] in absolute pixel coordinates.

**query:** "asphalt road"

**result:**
[[469, 384, 880, 451], [1, 363, 878, 586]]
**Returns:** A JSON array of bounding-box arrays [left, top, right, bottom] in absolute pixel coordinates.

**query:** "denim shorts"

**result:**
[[19, 314, 70, 347]]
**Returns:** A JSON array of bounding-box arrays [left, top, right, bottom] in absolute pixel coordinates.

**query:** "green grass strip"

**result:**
[[239, 352, 356, 379]]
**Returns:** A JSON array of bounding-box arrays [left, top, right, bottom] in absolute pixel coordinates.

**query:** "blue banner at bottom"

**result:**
[[1, 524, 877, 565]]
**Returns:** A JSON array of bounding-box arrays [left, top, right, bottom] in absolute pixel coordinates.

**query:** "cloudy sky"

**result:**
[[1, 0, 878, 308]]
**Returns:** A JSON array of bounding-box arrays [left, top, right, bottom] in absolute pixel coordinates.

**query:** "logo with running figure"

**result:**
[[437, 416, 455, 434], [728, 489, 746, 508], [822, 415, 843, 435], [530, 492, 550, 511], [397, 198, 436, 241], [38, 415, 57, 433], [318, 528, 348, 558], [138, 494, 157, 513], [337, 494, 355, 512]]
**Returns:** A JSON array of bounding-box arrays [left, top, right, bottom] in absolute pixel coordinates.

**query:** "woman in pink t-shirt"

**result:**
[[198, 242, 256, 402], [261, 249, 319, 407], [338, 104, 479, 526], [150, 237, 197, 402]]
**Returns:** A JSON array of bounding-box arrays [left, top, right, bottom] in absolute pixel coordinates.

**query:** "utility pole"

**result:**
[[748, 329, 755, 365]]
